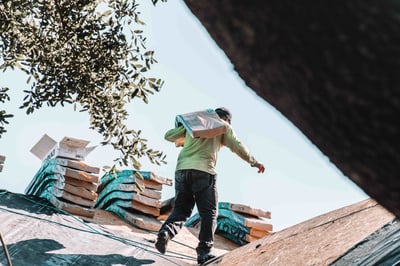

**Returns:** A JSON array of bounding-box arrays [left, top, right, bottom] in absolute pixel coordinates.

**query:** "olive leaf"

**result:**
[[0, 0, 168, 171]]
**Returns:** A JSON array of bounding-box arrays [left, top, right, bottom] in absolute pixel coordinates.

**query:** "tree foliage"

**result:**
[[0, 0, 167, 171]]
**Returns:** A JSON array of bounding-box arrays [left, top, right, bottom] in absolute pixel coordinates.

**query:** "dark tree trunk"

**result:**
[[184, 0, 400, 217]]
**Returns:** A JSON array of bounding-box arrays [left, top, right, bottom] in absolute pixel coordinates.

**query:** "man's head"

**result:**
[[215, 107, 232, 124]]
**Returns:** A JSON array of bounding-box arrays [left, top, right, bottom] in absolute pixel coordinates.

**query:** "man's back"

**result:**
[[165, 121, 258, 175], [165, 125, 224, 175]]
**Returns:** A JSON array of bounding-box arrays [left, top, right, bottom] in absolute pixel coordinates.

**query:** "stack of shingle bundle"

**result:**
[[95, 170, 173, 231], [0, 155, 5, 172], [26, 134, 99, 218], [186, 202, 273, 245], [25, 157, 100, 218]]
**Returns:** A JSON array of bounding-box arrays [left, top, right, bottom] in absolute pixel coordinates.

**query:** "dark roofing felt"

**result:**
[[0, 190, 239, 266], [330, 219, 400, 266], [0, 190, 191, 265]]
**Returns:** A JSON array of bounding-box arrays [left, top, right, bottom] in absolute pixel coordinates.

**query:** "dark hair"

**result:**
[[215, 107, 232, 121]]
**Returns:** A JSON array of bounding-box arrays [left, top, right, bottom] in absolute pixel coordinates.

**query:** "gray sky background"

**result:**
[[0, 1, 368, 231]]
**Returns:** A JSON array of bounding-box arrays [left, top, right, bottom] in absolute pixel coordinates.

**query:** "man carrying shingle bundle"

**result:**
[[155, 107, 265, 265]]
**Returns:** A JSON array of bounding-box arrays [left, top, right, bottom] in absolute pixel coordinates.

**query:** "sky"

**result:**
[[0, 1, 368, 232]]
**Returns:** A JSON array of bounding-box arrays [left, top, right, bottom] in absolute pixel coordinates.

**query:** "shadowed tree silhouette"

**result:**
[[183, 0, 400, 218]]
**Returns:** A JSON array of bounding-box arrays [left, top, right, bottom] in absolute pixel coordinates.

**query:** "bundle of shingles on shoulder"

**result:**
[[0, 155, 5, 173], [25, 134, 100, 218], [94, 169, 173, 232], [186, 202, 273, 245]]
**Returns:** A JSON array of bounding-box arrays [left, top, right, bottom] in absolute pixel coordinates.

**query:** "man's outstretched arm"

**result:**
[[222, 126, 266, 174]]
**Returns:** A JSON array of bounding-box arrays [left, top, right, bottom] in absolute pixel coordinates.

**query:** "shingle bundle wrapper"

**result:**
[[95, 170, 173, 231], [25, 157, 100, 218], [186, 202, 272, 245]]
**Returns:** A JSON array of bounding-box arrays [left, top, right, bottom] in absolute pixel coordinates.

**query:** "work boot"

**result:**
[[197, 253, 217, 265], [196, 247, 217, 265], [155, 231, 170, 254]]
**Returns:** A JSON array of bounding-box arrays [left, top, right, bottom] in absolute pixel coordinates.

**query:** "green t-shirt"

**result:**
[[164, 124, 258, 175]]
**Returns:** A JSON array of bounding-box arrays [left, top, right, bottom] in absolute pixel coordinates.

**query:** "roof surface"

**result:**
[[206, 198, 396, 265], [0, 190, 236, 265], [0, 190, 398, 266]]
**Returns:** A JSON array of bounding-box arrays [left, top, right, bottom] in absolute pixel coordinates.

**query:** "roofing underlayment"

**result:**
[[0, 190, 237, 265], [1, 189, 399, 266]]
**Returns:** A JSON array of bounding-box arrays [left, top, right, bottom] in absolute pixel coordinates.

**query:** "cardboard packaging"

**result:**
[[175, 109, 227, 138], [30, 134, 96, 162]]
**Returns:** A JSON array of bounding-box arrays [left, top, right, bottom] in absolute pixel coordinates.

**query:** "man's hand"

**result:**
[[253, 162, 265, 173]]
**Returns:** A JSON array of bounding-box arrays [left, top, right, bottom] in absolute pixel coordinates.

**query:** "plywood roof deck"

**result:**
[[207, 199, 395, 266]]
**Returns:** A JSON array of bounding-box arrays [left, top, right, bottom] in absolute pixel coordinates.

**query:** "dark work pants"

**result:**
[[159, 169, 218, 253]]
